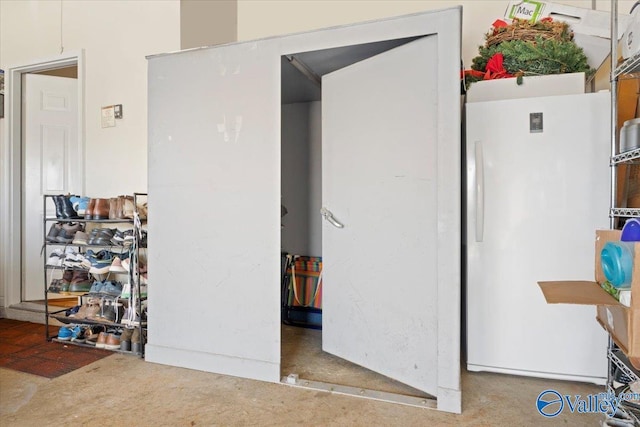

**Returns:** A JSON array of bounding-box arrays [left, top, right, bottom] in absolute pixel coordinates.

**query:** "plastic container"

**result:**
[[620, 118, 640, 153], [601, 241, 635, 288], [622, 218, 640, 242]]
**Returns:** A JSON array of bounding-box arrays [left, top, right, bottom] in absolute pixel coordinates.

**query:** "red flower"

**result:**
[[492, 19, 509, 28], [483, 53, 513, 80]]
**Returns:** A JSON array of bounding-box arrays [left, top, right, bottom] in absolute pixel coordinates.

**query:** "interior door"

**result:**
[[322, 36, 439, 396], [23, 74, 80, 301]]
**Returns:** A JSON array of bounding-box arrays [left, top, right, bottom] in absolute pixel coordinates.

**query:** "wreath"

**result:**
[[463, 18, 593, 87]]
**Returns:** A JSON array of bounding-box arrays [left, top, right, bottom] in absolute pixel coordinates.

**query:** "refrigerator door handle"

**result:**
[[475, 141, 485, 242]]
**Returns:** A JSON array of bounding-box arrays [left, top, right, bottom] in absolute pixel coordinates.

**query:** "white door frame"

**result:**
[[0, 50, 85, 310]]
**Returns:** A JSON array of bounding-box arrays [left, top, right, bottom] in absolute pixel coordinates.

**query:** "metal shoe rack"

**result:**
[[42, 193, 148, 356], [607, 1, 640, 424]]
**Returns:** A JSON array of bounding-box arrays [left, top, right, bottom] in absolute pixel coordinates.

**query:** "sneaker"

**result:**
[[57, 326, 73, 341], [46, 223, 63, 243], [46, 249, 65, 267], [109, 257, 127, 273], [48, 279, 62, 293], [65, 304, 81, 317], [71, 325, 86, 343], [84, 325, 103, 346], [55, 223, 83, 244], [88, 228, 116, 246], [99, 281, 123, 297], [72, 230, 89, 246], [120, 281, 131, 299], [63, 253, 88, 268], [88, 281, 105, 294], [88, 250, 115, 274]]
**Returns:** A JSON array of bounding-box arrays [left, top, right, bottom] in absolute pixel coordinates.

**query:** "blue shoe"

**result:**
[[100, 281, 123, 297], [88, 280, 104, 294], [69, 196, 90, 216], [88, 250, 114, 274], [71, 325, 86, 343], [58, 326, 73, 341]]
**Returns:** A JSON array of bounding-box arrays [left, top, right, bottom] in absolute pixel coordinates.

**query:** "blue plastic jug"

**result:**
[[601, 241, 634, 288]]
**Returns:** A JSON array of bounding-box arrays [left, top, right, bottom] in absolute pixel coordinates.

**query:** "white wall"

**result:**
[[281, 103, 311, 255], [0, 0, 181, 197], [281, 101, 322, 257], [237, 0, 637, 70]]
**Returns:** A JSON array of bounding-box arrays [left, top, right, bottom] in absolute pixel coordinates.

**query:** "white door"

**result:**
[[23, 74, 80, 301], [322, 36, 440, 396]]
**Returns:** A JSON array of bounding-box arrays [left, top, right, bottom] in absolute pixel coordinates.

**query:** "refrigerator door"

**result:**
[[466, 92, 609, 383]]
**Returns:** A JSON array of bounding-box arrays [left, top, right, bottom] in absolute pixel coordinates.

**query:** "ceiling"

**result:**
[[281, 36, 423, 104]]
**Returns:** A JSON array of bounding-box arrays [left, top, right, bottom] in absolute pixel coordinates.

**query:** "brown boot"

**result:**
[[85, 198, 96, 219], [122, 196, 135, 219], [92, 198, 110, 220], [109, 198, 119, 219]]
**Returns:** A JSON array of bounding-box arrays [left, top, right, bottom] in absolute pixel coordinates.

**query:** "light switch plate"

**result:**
[[101, 106, 115, 128]]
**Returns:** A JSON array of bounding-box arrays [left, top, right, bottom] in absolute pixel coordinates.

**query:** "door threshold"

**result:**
[[280, 374, 437, 409]]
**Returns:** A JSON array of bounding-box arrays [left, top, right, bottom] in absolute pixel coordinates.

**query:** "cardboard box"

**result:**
[[538, 229, 640, 369], [465, 72, 585, 103], [505, 0, 630, 70]]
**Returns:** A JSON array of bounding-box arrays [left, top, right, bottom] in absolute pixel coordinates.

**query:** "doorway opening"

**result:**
[[279, 37, 436, 407], [1, 52, 85, 317]]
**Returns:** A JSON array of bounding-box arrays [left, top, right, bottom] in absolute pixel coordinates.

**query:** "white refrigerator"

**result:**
[[465, 91, 610, 384]]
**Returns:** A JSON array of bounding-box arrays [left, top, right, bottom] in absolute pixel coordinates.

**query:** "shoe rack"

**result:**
[[42, 193, 148, 356]]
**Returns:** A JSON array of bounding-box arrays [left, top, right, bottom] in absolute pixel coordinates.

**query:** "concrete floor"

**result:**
[[1, 325, 607, 426]]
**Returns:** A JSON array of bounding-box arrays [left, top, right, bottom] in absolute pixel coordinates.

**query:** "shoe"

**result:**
[[122, 196, 135, 219], [88, 280, 105, 294], [60, 281, 71, 294], [48, 279, 62, 293], [61, 269, 74, 288], [72, 230, 89, 245], [109, 257, 127, 273], [46, 249, 65, 267], [88, 228, 116, 246], [136, 202, 148, 220], [109, 197, 124, 219], [55, 222, 83, 243], [84, 325, 102, 346], [110, 229, 135, 246], [88, 250, 115, 274], [69, 270, 92, 293], [85, 198, 96, 220], [54, 195, 81, 219], [65, 304, 81, 317], [63, 252, 88, 269], [46, 223, 63, 243], [95, 331, 108, 348], [69, 196, 90, 216], [99, 281, 124, 297], [92, 198, 110, 220], [120, 281, 131, 299], [58, 326, 73, 341], [71, 325, 86, 343], [104, 333, 121, 350], [131, 327, 145, 353]]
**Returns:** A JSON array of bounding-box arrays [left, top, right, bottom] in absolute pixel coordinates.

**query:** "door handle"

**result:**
[[475, 141, 485, 242], [321, 207, 344, 228]]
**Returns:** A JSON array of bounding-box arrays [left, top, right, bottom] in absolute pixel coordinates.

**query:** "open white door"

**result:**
[[23, 74, 80, 301], [322, 36, 440, 397]]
